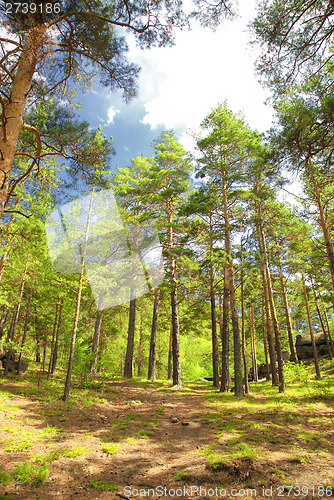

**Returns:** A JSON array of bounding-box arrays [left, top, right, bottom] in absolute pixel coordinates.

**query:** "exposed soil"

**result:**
[[0, 376, 334, 500]]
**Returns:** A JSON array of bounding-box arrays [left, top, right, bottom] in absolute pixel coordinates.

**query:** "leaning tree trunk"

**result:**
[[0, 25, 46, 218], [148, 287, 161, 382], [63, 188, 95, 401], [302, 271, 321, 379]]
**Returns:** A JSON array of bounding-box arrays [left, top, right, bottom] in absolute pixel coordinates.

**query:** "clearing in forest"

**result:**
[[0, 360, 334, 500]]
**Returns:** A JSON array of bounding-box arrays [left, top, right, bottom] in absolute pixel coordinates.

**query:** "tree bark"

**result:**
[[51, 298, 63, 374], [301, 271, 321, 379], [0, 25, 46, 217], [240, 266, 250, 394], [0, 306, 9, 340], [277, 250, 298, 363], [47, 302, 58, 380], [250, 306, 258, 383], [221, 176, 243, 396], [137, 311, 144, 376], [124, 288, 136, 378], [219, 279, 230, 392], [90, 296, 105, 374], [262, 304, 271, 380], [167, 324, 173, 380], [148, 287, 161, 382], [209, 212, 219, 387]]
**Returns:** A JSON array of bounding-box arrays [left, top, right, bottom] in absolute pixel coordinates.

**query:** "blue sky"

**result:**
[[74, 0, 276, 174]]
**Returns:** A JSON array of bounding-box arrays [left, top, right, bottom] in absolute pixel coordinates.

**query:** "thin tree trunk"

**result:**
[[257, 208, 284, 391], [240, 266, 250, 394], [166, 201, 181, 387], [137, 311, 144, 377], [35, 308, 41, 363], [124, 288, 136, 378], [47, 302, 58, 380], [167, 324, 173, 380], [301, 271, 321, 379], [51, 298, 63, 374], [90, 296, 105, 374], [315, 303, 332, 360], [8, 252, 29, 342], [262, 303, 271, 380], [277, 249, 298, 363], [250, 306, 258, 383], [148, 287, 161, 382], [63, 188, 95, 401], [220, 266, 230, 391]]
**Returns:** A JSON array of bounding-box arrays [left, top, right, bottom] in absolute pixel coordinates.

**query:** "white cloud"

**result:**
[[126, 0, 274, 143], [107, 106, 119, 124]]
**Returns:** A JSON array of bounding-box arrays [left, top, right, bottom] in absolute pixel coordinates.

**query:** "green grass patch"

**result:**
[[64, 446, 87, 458], [90, 479, 119, 491], [15, 462, 49, 486], [101, 443, 120, 454], [0, 470, 13, 485]]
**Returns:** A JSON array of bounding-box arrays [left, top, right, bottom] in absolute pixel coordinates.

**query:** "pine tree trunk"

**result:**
[[166, 201, 181, 387], [262, 304, 271, 380], [90, 296, 105, 374], [0, 25, 46, 218], [148, 287, 161, 382], [124, 288, 136, 378], [209, 213, 219, 387], [167, 325, 173, 380], [47, 303, 58, 380], [221, 177, 243, 396], [277, 250, 298, 363], [302, 271, 321, 379], [259, 223, 285, 393], [137, 312, 144, 376], [219, 264, 230, 392], [250, 307, 258, 383], [240, 266, 250, 394], [63, 188, 95, 401], [35, 311, 41, 363], [17, 284, 33, 375], [315, 303, 332, 360], [51, 298, 63, 374], [309, 166, 334, 294]]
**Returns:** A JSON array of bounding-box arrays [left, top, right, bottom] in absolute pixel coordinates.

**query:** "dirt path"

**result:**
[[1, 379, 334, 500]]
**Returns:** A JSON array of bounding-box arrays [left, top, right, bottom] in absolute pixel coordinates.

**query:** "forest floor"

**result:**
[[0, 360, 334, 500]]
